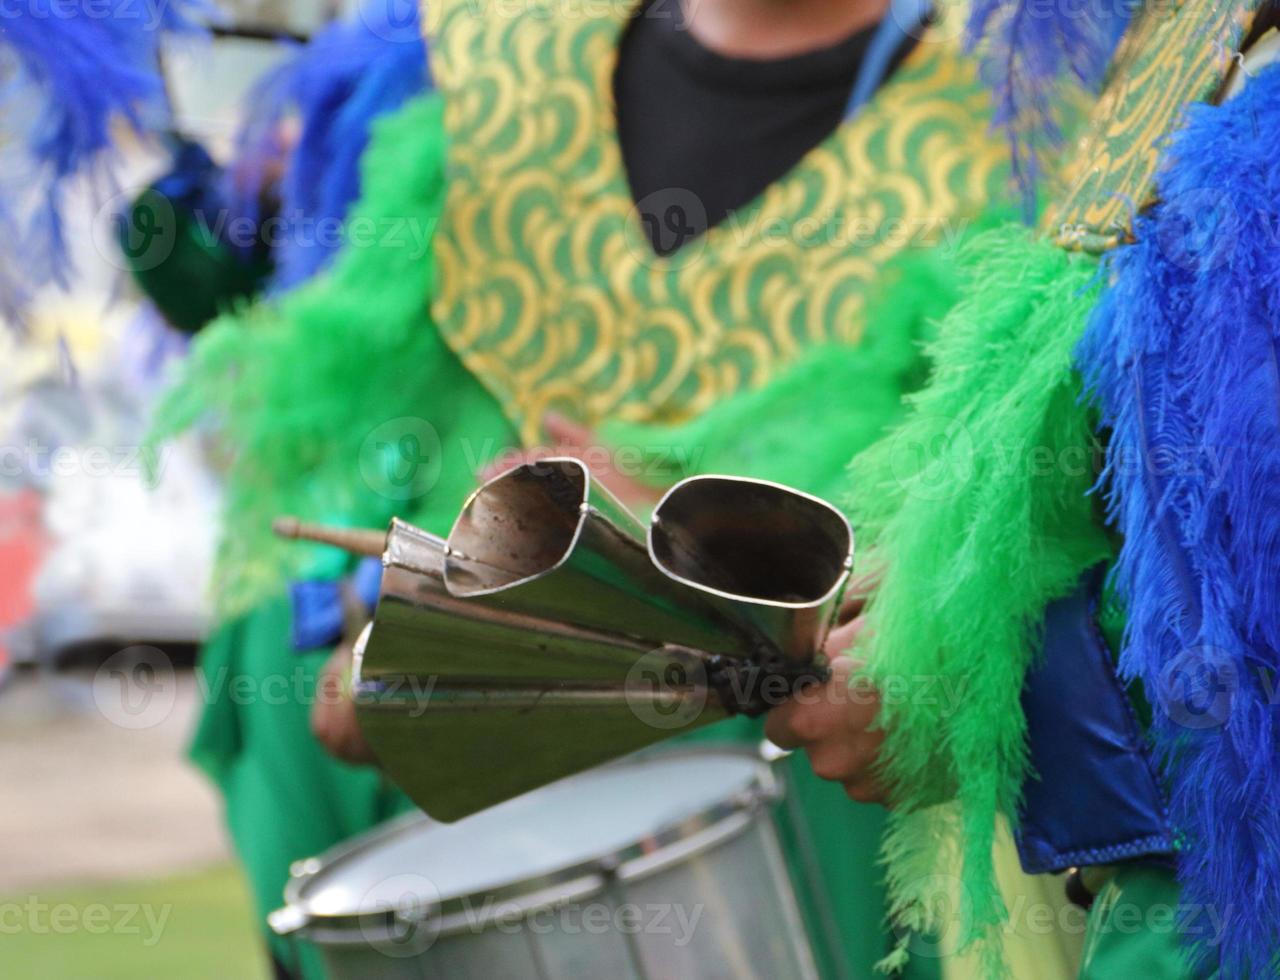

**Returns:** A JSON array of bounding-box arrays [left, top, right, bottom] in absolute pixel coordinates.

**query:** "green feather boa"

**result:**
[[848, 225, 1111, 973], [150, 93, 516, 614]]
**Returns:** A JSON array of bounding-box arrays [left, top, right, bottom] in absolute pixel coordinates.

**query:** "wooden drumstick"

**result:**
[[272, 516, 386, 558]]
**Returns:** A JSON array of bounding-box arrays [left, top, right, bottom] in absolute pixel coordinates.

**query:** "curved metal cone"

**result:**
[[355, 515, 724, 821], [352, 462, 854, 822]]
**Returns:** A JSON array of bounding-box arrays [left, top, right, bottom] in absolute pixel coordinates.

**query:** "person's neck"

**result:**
[[680, 0, 892, 59]]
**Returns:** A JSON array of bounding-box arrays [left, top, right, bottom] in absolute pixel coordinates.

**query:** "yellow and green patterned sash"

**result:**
[[425, 0, 1010, 443], [1046, 0, 1264, 252]]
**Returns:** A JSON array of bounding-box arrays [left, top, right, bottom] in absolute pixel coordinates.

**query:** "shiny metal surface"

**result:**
[[362, 515, 664, 686], [353, 460, 854, 822], [354, 509, 728, 820], [648, 475, 853, 663], [444, 458, 754, 655], [270, 749, 819, 980]]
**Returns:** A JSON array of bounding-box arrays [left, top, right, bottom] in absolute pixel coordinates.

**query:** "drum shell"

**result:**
[[272, 750, 820, 980]]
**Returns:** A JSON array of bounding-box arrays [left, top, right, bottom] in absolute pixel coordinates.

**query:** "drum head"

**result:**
[[290, 748, 770, 920]]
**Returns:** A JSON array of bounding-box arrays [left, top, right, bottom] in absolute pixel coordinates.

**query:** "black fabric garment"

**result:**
[[614, 0, 914, 255]]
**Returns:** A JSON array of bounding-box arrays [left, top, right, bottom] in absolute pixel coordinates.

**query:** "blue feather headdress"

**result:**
[[224, 0, 428, 290], [0, 5, 206, 323], [965, 0, 1133, 217], [1078, 62, 1280, 975]]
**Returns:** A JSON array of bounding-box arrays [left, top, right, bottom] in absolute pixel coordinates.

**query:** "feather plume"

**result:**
[[964, 0, 1131, 217], [150, 95, 515, 612], [224, 0, 427, 290], [1077, 62, 1280, 976], [0, 6, 205, 322], [848, 225, 1110, 972]]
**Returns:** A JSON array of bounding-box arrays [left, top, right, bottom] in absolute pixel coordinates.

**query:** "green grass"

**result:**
[[1, 863, 270, 980]]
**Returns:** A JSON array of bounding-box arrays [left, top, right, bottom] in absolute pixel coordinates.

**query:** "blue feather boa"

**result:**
[[1078, 62, 1280, 975], [965, 0, 1131, 217], [225, 0, 428, 290], [0, 4, 205, 321]]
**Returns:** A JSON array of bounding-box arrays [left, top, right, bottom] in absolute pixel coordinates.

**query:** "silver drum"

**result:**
[[269, 748, 820, 979]]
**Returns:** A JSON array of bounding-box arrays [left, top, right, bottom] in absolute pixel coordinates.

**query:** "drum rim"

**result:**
[[274, 747, 781, 941]]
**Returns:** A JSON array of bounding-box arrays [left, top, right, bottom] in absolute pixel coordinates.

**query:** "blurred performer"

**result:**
[[766, 2, 1280, 977], [121, 138, 276, 335], [135, 10, 433, 980], [153, 0, 1103, 976]]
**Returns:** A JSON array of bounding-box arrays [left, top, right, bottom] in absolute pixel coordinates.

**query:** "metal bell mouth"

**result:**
[[444, 457, 593, 597], [648, 475, 853, 609]]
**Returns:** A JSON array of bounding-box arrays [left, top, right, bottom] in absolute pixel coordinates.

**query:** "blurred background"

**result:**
[[1, 4, 362, 976]]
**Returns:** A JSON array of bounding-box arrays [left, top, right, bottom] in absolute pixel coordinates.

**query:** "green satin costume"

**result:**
[[1079, 868, 1208, 980]]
